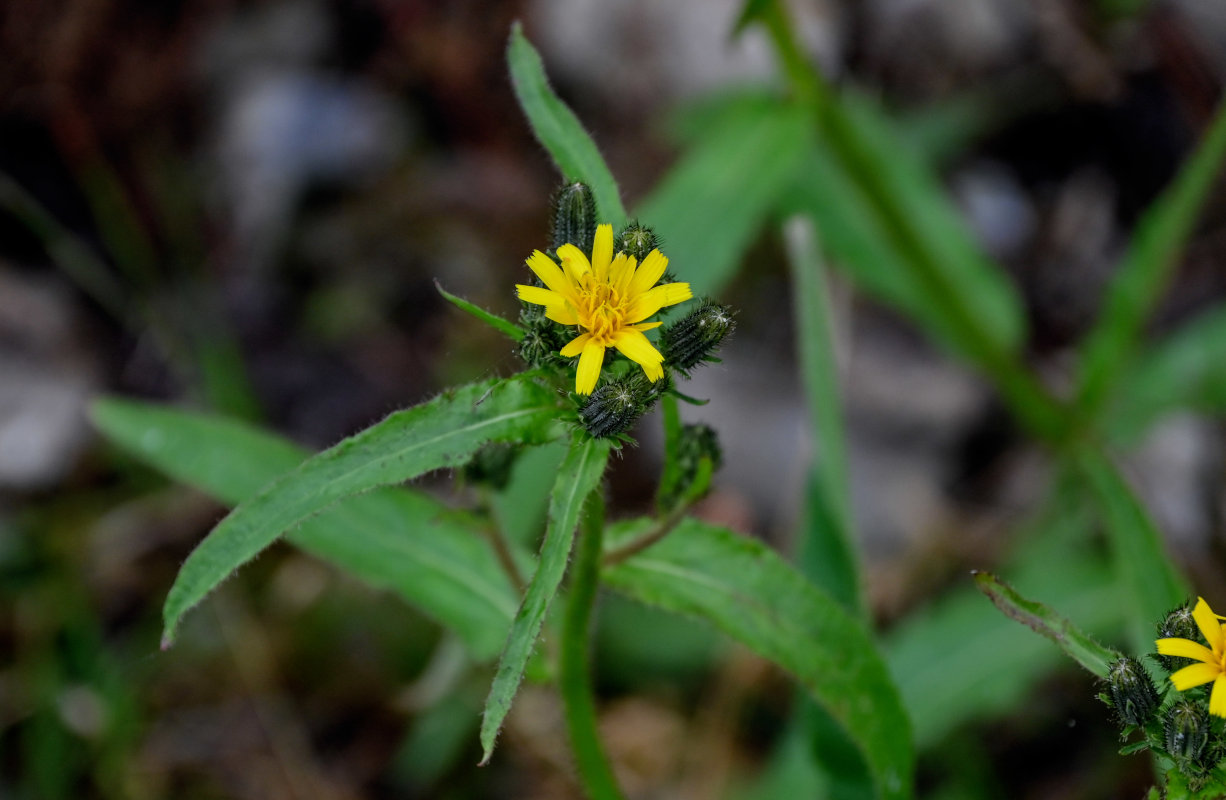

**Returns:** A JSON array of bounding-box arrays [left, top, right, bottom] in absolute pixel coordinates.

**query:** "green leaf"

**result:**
[[149, 376, 561, 646], [1108, 305, 1226, 442], [1076, 101, 1226, 420], [507, 22, 627, 227], [973, 571, 1122, 678], [479, 434, 611, 763], [603, 518, 913, 800], [1074, 447, 1189, 650], [435, 280, 525, 342], [783, 216, 861, 614], [89, 398, 522, 660], [490, 439, 569, 547], [636, 94, 810, 298]]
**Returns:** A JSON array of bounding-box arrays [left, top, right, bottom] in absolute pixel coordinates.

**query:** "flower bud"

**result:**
[[615, 222, 658, 262], [579, 373, 669, 440], [1157, 603, 1198, 672], [551, 181, 597, 255], [1106, 657, 1160, 727], [660, 301, 735, 376], [518, 304, 568, 369], [1164, 699, 1211, 770], [658, 423, 722, 510]]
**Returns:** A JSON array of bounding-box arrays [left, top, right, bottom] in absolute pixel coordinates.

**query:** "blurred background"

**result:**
[[3, 0, 1226, 797]]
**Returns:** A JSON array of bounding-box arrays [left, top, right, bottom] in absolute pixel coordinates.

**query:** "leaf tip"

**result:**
[[160, 632, 175, 651]]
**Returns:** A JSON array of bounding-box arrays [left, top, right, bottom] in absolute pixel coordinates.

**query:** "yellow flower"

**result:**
[[516, 223, 692, 395], [1156, 596, 1226, 717]]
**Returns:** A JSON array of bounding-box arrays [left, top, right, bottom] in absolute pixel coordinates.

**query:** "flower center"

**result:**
[[577, 279, 626, 345]]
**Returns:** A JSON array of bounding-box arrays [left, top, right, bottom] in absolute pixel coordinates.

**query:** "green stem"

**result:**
[[601, 499, 693, 568], [559, 492, 626, 800]]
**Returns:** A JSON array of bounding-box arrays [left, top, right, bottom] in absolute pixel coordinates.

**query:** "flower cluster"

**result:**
[[515, 182, 734, 440], [517, 224, 691, 395], [1101, 597, 1226, 794]]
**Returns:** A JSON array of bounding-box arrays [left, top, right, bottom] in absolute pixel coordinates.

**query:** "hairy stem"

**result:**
[[559, 492, 626, 800]]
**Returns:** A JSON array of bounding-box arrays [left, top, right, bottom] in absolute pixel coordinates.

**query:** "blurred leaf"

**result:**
[[663, 89, 784, 146], [603, 518, 913, 800], [90, 398, 522, 660], [636, 94, 810, 298], [435, 280, 525, 342], [782, 89, 1062, 438], [731, 727, 828, 800], [480, 434, 611, 763], [1075, 447, 1189, 650], [974, 571, 1122, 678], [782, 148, 947, 340], [507, 22, 627, 227], [490, 439, 569, 547], [1108, 305, 1226, 441], [0, 171, 129, 324], [1076, 101, 1226, 420], [394, 688, 482, 791], [105, 376, 560, 647], [594, 595, 720, 686], [731, 0, 774, 36], [784, 216, 860, 614], [884, 494, 1121, 748], [831, 93, 1027, 357]]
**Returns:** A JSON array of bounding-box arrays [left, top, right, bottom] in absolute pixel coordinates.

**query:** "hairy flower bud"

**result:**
[[551, 181, 597, 255], [517, 304, 568, 369], [579, 373, 670, 440], [1164, 699, 1211, 770], [660, 301, 735, 376], [658, 423, 722, 510], [1107, 657, 1160, 727], [1157, 603, 1199, 672], [615, 221, 658, 262]]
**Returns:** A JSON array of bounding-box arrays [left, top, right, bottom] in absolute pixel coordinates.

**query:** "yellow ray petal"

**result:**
[[556, 243, 592, 283], [1157, 637, 1217, 663], [591, 224, 613, 281], [575, 340, 605, 395], [630, 321, 662, 332], [1212, 675, 1226, 717], [560, 333, 591, 358], [639, 361, 664, 381], [544, 302, 579, 326], [516, 284, 562, 306], [609, 253, 635, 296], [627, 249, 668, 296], [526, 251, 570, 295], [1171, 661, 1222, 691], [612, 328, 664, 374], [626, 282, 693, 322], [1193, 597, 1224, 653]]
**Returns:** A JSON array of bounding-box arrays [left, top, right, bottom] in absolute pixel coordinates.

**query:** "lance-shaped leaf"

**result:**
[[150, 376, 561, 647], [603, 518, 913, 800], [974, 571, 1123, 678], [90, 398, 529, 659], [480, 434, 611, 763], [435, 280, 525, 342], [507, 22, 626, 227]]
